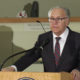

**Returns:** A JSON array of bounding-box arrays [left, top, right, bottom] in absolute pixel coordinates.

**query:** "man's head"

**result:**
[[48, 6, 70, 36]]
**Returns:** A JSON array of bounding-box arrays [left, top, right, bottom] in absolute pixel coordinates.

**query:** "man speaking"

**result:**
[[2, 6, 80, 80]]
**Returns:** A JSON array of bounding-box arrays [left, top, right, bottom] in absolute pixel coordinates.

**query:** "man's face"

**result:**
[[49, 8, 70, 36]]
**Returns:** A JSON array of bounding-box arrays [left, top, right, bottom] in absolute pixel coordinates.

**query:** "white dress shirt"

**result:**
[[53, 28, 69, 56]]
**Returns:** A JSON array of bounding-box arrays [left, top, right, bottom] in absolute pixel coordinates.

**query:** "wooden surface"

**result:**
[[0, 72, 73, 80], [0, 17, 80, 23]]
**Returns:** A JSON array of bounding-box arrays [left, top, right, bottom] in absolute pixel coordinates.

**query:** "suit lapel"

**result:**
[[57, 28, 76, 68], [43, 31, 56, 70]]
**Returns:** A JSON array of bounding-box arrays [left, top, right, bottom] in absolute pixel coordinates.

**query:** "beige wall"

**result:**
[[0, 0, 80, 17]]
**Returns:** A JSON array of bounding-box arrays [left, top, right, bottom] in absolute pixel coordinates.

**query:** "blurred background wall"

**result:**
[[0, 0, 80, 17]]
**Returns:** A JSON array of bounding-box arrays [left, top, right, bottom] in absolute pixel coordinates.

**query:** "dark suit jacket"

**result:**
[[14, 27, 80, 72]]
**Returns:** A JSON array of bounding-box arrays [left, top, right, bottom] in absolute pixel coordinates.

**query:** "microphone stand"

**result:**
[[36, 20, 46, 32], [0, 48, 33, 71]]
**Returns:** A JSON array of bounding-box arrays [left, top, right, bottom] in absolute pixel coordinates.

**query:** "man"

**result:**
[[2, 6, 80, 80]]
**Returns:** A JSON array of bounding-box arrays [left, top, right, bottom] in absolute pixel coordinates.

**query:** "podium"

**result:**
[[0, 72, 73, 80]]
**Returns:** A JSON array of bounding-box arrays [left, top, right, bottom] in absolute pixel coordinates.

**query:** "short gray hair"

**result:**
[[48, 6, 70, 18]]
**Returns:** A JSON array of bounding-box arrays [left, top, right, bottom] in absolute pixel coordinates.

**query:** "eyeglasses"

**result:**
[[49, 17, 68, 22]]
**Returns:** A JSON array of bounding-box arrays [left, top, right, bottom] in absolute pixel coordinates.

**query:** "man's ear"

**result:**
[[66, 18, 70, 26]]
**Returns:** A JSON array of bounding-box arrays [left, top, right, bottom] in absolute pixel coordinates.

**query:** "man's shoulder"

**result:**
[[70, 30, 80, 41], [38, 31, 52, 40], [68, 27, 80, 36], [71, 30, 80, 37], [39, 31, 52, 37]]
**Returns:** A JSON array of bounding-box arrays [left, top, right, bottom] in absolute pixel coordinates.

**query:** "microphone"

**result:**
[[36, 20, 46, 32], [34, 39, 50, 55], [39, 38, 49, 50], [0, 39, 49, 70]]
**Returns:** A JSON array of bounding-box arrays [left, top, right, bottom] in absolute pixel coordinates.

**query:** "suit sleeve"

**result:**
[[76, 46, 80, 71], [14, 35, 42, 71], [74, 34, 80, 71]]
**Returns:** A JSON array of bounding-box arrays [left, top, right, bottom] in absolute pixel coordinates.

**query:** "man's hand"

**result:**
[[1, 67, 15, 72], [71, 69, 80, 80]]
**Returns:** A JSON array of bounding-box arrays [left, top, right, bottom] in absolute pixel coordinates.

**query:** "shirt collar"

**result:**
[[53, 28, 69, 40]]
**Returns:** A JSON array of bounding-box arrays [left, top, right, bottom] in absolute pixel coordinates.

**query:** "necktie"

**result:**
[[54, 37, 61, 65]]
